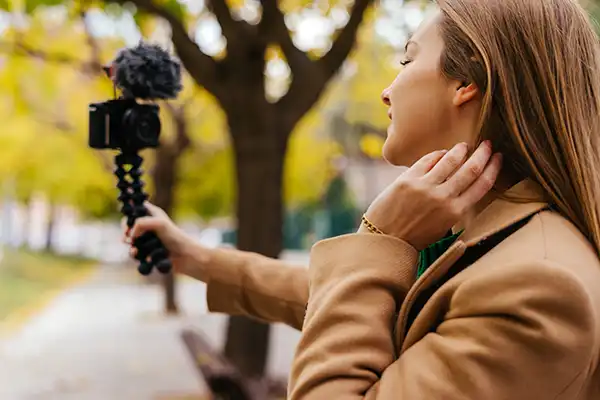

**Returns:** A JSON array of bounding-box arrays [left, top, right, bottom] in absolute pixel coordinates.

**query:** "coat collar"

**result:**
[[458, 179, 549, 247]]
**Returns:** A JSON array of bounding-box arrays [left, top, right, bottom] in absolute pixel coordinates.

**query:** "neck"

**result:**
[[453, 172, 520, 234]]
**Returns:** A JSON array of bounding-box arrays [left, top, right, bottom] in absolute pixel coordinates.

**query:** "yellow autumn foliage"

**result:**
[[0, 7, 343, 219]]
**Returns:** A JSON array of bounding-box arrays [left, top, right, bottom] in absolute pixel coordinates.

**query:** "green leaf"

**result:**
[[24, 0, 66, 14]]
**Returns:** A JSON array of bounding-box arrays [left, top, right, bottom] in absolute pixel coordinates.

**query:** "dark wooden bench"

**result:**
[[180, 329, 287, 400]]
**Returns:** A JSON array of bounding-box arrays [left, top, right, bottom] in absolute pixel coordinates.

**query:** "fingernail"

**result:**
[[483, 140, 491, 147]]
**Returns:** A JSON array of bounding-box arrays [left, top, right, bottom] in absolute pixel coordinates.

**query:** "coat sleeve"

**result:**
[[205, 247, 309, 330], [288, 242, 597, 399]]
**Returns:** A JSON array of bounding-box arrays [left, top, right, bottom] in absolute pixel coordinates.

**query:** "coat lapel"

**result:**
[[394, 179, 549, 353], [394, 240, 467, 352]]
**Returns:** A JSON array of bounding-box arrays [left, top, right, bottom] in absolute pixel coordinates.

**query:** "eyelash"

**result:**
[[400, 60, 412, 66]]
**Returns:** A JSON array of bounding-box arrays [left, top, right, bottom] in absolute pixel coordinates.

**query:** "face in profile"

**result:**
[[381, 12, 482, 167]]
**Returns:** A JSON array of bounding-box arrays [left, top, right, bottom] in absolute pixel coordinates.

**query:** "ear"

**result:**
[[452, 82, 479, 107]]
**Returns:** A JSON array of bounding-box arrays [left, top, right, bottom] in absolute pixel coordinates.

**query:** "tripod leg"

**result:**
[[115, 151, 172, 275]]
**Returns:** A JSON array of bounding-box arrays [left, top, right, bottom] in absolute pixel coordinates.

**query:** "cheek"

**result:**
[[384, 68, 453, 166], [392, 69, 449, 128]]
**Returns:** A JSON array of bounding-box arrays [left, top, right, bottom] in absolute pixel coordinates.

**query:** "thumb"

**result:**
[[130, 216, 164, 240]]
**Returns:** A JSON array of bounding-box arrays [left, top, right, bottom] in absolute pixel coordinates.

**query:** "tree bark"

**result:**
[[151, 145, 179, 314], [223, 109, 289, 378]]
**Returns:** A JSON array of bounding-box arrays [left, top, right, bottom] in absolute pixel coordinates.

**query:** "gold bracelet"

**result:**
[[361, 214, 384, 235]]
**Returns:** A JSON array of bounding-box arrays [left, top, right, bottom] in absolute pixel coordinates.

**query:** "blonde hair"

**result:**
[[438, 0, 600, 253]]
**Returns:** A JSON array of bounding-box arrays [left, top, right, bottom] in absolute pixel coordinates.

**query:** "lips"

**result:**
[[387, 110, 392, 120]]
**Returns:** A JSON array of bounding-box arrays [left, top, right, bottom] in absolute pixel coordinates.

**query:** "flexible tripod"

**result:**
[[115, 151, 172, 275]]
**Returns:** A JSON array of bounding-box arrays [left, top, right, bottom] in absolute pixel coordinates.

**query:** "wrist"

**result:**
[[357, 223, 371, 234], [360, 214, 385, 235], [185, 240, 213, 282], [362, 211, 418, 248]]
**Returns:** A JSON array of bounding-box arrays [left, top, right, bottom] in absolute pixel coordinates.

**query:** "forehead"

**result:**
[[409, 12, 443, 45]]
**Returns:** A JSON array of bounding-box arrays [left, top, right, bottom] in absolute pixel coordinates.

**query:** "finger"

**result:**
[[129, 246, 138, 258], [440, 140, 492, 196], [144, 202, 163, 217], [425, 142, 469, 183], [455, 152, 502, 209], [130, 216, 162, 240], [121, 217, 131, 243], [407, 150, 448, 177]]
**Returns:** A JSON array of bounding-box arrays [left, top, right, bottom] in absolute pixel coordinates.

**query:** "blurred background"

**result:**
[[0, 0, 598, 399]]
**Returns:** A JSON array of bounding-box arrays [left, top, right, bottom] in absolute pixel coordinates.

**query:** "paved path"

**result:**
[[0, 251, 308, 400]]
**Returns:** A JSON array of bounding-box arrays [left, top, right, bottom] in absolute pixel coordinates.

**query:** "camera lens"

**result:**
[[123, 106, 161, 149], [136, 112, 160, 142]]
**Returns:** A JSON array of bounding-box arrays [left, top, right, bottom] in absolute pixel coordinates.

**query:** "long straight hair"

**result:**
[[438, 0, 600, 253]]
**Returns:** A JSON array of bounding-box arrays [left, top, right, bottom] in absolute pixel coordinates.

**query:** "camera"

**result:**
[[88, 98, 161, 151], [87, 42, 182, 153], [86, 42, 182, 276]]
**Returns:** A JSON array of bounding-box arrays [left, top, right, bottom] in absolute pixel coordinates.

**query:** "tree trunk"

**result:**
[[45, 203, 55, 253], [151, 146, 179, 314], [223, 110, 289, 379], [22, 199, 32, 250]]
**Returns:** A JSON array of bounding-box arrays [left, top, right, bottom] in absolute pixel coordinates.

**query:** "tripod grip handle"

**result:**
[[133, 231, 172, 275]]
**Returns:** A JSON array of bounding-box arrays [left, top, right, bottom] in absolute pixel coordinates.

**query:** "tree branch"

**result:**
[[164, 102, 191, 154], [259, 0, 313, 74], [317, 0, 373, 79], [0, 41, 94, 72], [0, 8, 104, 77], [16, 76, 114, 173], [108, 0, 224, 100], [16, 78, 74, 131], [206, 0, 243, 41], [276, 0, 373, 132], [80, 9, 104, 75]]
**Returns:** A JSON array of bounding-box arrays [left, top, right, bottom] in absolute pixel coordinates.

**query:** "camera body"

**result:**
[[88, 98, 161, 152]]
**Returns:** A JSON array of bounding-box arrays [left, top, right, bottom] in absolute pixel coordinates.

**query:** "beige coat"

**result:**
[[205, 180, 600, 399]]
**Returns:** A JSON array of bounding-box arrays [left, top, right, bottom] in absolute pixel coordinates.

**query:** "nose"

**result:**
[[381, 87, 391, 106]]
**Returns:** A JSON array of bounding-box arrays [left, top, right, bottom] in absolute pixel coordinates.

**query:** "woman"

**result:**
[[126, 0, 600, 398]]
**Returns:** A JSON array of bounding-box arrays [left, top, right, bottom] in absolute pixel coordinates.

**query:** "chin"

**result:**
[[382, 139, 412, 167]]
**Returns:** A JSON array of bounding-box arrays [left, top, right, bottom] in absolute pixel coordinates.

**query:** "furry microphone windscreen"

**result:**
[[112, 42, 183, 100]]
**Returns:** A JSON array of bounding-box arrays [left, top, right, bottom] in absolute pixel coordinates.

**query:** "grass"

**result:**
[[0, 247, 96, 324]]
